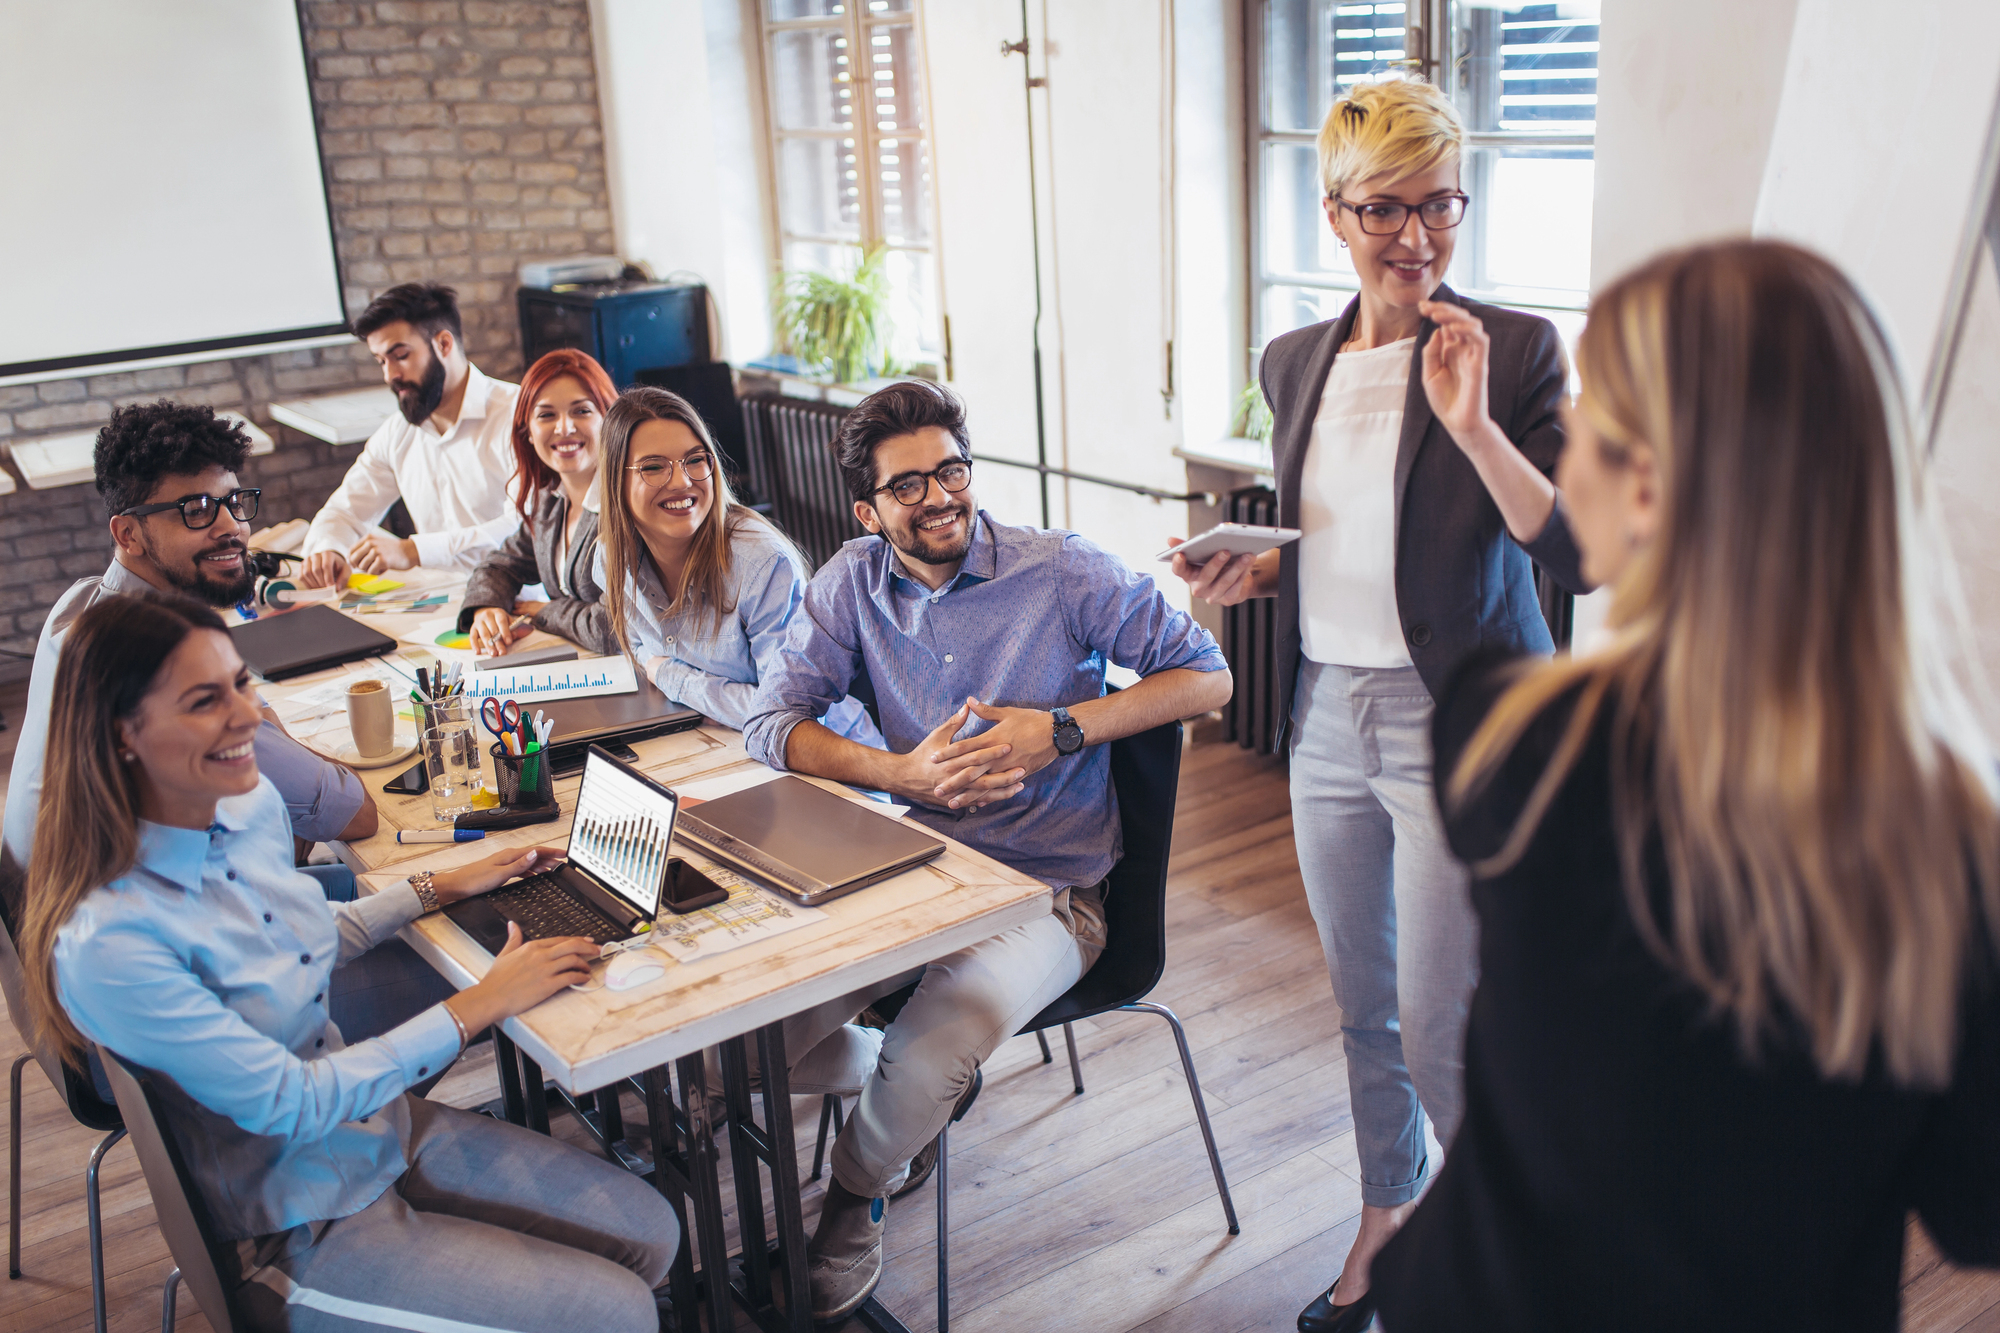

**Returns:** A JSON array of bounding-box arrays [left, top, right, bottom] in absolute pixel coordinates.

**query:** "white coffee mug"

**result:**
[[346, 679, 395, 758]]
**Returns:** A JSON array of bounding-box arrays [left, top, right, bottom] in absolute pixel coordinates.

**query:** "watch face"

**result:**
[[1055, 720, 1084, 755]]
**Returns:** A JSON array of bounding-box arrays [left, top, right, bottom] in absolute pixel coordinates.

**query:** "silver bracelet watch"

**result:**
[[410, 870, 441, 914]]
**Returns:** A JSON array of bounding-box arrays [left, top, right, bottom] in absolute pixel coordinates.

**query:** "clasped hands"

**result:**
[[887, 696, 1059, 813]]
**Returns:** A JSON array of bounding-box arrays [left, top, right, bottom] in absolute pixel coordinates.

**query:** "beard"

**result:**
[[141, 531, 256, 607], [885, 499, 973, 566], [392, 350, 447, 425]]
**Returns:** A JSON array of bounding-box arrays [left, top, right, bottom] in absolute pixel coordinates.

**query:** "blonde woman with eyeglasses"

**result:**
[[595, 386, 879, 741], [1369, 240, 2000, 1330], [1170, 77, 1592, 1331]]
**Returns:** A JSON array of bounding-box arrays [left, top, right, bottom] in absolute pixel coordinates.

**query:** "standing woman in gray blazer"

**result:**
[[460, 348, 619, 656], [1170, 77, 1590, 1333]]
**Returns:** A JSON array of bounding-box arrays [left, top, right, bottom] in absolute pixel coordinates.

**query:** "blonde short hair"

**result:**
[[1317, 77, 1466, 200]]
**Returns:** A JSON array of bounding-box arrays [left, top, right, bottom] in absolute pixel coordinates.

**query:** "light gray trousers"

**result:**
[[1289, 659, 1477, 1207], [781, 896, 1102, 1199], [233, 1097, 680, 1333]]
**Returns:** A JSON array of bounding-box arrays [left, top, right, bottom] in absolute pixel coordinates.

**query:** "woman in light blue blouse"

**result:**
[[18, 593, 679, 1333], [597, 385, 879, 741]]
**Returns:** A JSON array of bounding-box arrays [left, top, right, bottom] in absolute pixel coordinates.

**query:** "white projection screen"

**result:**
[[0, 0, 348, 379]]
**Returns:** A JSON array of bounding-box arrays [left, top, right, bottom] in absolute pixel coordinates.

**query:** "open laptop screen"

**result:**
[[567, 751, 677, 919]]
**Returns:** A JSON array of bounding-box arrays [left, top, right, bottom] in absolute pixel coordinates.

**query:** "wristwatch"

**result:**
[[410, 870, 441, 914], [1051, 707, 1085, 757]]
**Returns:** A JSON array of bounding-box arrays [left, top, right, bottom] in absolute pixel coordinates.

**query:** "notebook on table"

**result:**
[[444, 745, 676, 951], [675, 775, 944, 906], [230, 604, 396, 680]]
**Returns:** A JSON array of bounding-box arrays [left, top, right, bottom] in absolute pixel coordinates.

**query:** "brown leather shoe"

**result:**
[[890, 1066, 983, 1203], [807, 1181, 885, 1322]]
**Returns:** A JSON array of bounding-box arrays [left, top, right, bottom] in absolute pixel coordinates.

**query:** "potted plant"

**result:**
[[773, 245, 896, 385]]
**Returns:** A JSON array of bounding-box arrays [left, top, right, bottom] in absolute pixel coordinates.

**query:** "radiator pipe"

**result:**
[[969, 452, 1219, 507], [1003, 5, 1052, 528]]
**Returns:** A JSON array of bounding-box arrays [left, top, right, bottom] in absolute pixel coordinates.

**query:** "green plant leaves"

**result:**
[[774, 244, 894, 384]]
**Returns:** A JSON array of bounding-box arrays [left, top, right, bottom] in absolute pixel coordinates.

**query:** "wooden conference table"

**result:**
[[258, 569, 1051, 1333]]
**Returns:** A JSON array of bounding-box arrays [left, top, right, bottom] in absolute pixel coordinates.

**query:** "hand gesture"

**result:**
[[889, 701, 1027, 812], [349, 532, 419, 575], [1419, 299, 1494, 443], [431, 845, 564, 904], [1166, 536, 1261, 606], [298, 550, 351, 589], [470, 607, 530, 657], [930, 698, 1058, 809]]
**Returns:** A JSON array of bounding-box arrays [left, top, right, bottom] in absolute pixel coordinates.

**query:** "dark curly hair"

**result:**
[[93, 401, 253, 519], [834, 380, 972, 505], [352, 281, 462, 342]]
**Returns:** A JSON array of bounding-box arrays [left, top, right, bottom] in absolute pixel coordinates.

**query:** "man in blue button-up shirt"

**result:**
[[741, 381, 1232, 1321]]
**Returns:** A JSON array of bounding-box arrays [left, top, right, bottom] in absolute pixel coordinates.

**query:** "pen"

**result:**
[[395, 830, 487, 844]]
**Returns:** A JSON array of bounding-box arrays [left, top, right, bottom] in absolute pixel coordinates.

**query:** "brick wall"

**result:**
[[0, 0, 615, 678]]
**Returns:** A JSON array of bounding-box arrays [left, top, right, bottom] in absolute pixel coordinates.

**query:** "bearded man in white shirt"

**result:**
[[298, 282, 523, 588]]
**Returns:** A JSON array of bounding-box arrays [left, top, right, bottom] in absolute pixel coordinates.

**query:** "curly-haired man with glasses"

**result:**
[[5, 400, 380, 866]]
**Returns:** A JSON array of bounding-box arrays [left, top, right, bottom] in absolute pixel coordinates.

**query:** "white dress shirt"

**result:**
[[1296, 337, 1417, 668], [302, 364, 522, 570]]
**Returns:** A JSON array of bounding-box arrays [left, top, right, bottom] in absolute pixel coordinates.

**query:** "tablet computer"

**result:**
[[1156, 523, 1302, 565]]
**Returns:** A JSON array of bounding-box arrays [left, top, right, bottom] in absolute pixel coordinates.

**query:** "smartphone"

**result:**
[[1156, 522, 1302, 566], [383, 759, 429, 796], [664, 857, 729, 914]]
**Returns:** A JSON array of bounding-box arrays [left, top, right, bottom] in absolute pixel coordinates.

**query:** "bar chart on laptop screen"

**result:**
[[573, 768, 673, 909]]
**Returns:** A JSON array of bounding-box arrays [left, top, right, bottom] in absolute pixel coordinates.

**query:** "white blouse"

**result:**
[[1296, 337, 1416, 668]]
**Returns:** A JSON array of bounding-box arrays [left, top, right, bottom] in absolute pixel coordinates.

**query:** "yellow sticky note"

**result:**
[[346, 573, 406, 596]]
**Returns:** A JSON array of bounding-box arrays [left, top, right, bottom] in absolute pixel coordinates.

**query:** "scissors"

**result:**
[[481, 697, 523, 748]]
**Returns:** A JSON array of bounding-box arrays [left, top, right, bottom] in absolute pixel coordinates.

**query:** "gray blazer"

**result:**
[[1260, 285, 1589, 720], [457, 486, 616, 654]]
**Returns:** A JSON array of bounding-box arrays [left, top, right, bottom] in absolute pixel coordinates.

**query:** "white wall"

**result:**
[[1590, 0, 1798, 292], [1569, 0, 1799, 644], [1754, 0, 2000, 404], [589, 0, 775, 363]]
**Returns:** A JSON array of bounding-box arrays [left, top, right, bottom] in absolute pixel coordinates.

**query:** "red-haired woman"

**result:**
[[459, 349, 619, 656]]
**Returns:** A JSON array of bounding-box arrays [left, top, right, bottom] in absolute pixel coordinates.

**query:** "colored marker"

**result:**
[[396, 829, 487, 844]]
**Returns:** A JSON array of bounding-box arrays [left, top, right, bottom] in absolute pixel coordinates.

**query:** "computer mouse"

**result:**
[[603, 946, 667, 992]]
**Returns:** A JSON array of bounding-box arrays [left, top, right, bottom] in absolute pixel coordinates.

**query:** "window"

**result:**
[[1251, 1, 1599, 354], [757, 0, 943, 371]]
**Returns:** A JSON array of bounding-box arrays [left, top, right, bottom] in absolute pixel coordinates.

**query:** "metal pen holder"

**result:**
[[491, 741, 558, 809]]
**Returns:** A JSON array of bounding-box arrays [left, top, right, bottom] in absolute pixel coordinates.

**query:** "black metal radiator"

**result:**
[[1222, 485, 1283, 756], [738, 393, 867, 569]]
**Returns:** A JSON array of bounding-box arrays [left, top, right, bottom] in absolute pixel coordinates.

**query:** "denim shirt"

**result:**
[[53, 778, 459, 1241], [742, 512, 1228, 888], [599, 517, 881, 743]]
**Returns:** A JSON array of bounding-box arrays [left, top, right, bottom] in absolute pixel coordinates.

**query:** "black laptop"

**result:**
[[445, 745, 678, 950], [230, 604, 397, 680], [532, 669, 702, 773]]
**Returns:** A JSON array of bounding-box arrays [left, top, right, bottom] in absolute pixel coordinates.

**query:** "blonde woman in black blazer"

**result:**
[[1171, 78, 1590, 1333]]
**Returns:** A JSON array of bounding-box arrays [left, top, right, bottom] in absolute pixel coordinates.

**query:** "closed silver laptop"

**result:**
[[674, 776, 944, 905]]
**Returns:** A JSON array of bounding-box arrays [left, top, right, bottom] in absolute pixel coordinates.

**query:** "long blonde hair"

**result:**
[[20, 594, 230, 1067], [598, 387, 798, 669], [1450, 240, 1999, 1088]]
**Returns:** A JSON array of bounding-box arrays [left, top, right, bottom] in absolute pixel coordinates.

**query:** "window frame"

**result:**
[[753, 0, 947, 366], [1247, 0, 1596, 362]]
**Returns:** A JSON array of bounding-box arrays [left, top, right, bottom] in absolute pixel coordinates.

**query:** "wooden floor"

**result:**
[[3, 734, 1999, 1331]]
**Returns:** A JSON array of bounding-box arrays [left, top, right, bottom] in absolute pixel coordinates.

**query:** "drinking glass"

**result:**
[[424, 721, 484, 820]]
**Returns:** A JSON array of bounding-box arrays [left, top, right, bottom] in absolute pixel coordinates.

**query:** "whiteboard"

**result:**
[[1753, 0, 2000, 408], [0, 0, 348, 377]]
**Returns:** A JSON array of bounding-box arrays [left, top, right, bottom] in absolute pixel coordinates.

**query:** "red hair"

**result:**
[[510, 349, 618, 528]]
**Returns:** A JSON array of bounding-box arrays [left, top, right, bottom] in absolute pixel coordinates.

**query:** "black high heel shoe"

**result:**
[[1298, 1277, 1377, 1333]]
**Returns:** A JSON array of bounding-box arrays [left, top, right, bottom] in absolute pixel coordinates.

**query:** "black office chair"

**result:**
[[97, 1048, 251, 1333], [0, 853, 126, 1333], [816, 718, 1241, 1331]]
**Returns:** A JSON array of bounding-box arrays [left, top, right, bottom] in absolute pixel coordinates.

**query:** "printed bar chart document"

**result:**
[[465, 655, 639, 703]]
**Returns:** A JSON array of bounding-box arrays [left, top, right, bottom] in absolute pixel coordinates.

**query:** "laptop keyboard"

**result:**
[[483, 873, 624, 944]]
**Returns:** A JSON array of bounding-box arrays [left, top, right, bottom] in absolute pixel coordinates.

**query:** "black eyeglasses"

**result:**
[[1332, 193, 1469, 235], [118, 488, 261, 530], [873, 460, 973, 507], [627, 452, 715, 487]]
